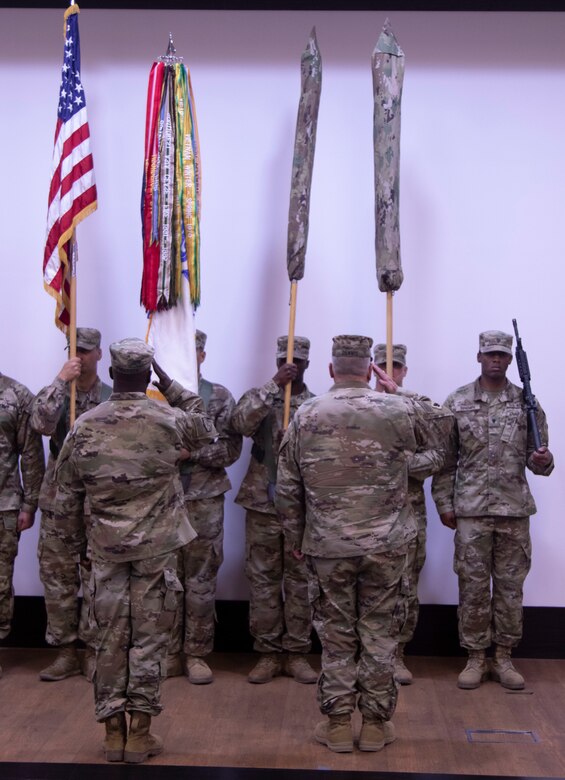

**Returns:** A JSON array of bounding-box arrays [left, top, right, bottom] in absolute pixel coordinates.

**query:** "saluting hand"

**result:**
[[372, 364, 398, 394], [152, 359, 172, 393]]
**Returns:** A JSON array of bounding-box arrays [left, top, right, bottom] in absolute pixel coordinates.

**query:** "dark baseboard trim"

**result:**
[[2, 763, 564, 780], [2, 597, 564, 659]]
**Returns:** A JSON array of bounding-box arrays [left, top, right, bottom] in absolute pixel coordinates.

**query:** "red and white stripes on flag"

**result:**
[[43, 4, 97, 333]]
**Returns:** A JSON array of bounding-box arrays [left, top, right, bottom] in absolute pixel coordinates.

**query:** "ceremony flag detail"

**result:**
[[43, 3, 97, 333], [141, 55, 201, 313], [142, 39, 201, 395]]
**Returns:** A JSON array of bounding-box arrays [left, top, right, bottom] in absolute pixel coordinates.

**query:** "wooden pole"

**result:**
[[386, 291, 393, 378], [69, 234, 77, 427], [283, 281, 298, 430]]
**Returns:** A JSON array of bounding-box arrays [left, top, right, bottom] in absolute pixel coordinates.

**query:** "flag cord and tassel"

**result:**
[[283, 281, 298, 430]]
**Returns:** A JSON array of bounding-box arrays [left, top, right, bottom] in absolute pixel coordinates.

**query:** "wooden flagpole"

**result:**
[[386, 291, 393, 377], [69, 233, 77, 426], [283, 281, 298, 430]]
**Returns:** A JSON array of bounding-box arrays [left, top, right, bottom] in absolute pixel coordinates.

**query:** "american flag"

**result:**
[[43, 3, 97, 332]]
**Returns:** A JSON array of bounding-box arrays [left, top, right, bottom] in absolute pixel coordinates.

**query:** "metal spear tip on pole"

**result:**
[[158, 33, 183, 64], [374, 20, 404, 58]]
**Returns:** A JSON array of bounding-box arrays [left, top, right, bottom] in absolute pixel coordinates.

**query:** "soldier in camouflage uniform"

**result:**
[[31, 327, 110, 682], [432, 331, 554, 690], [53, 338, 217, 763], [276, 335, 436, 753], [231, 335, 317, 685], [166, 329, 242, 684], [374, 343, 453, 685], [0, 371, 45, 677]]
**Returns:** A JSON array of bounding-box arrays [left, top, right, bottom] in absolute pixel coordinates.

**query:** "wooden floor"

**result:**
[[0, 649, 564, 777]]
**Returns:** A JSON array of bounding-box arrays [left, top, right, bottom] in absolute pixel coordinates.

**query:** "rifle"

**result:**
[[512, 319, 542, 451]]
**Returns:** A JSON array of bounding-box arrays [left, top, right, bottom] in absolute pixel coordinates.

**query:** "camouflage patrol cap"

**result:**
[[479, 330, 513, 355], [373, 343, 407, 366], [109, 338, 155, 374], [332, 335, 373, 358], [195, 329, 207, 351], [276, 336, 310, 361], [69, 328, 101, 351]]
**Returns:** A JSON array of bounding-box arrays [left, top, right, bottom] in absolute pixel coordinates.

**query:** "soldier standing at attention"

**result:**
[[373, 343, 452, 684], [0, 371, 45, 677], [231, 336, 317, 685], [166, 329, 242, 684], [432, 330, 553, 690], [31, 327, 110, 682], [276, 335, 435, 753], [53, 338, 217, 763]]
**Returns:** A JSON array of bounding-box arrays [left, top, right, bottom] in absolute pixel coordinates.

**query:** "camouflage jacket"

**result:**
[[176, 375, 242, 500], [30, 376, 111, 513], [231, 379, 314, 515], [398, 387, 454, 518], [0, 373, 45, 514], [432, 378, 553, 518], [275, 380, 435, 557], [53, 380, 217, 562]]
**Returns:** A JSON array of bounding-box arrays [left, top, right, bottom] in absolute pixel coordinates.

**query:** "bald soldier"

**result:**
[[373, 343, 452, 684], [31, 327, 111, 682], [432, 330, 553, 690], [0, 371, 45, 677], [231, 336, 317, 685], [53, 338, 217, 763], [277, 335, 437, 753], [166, 329, 242, 684]]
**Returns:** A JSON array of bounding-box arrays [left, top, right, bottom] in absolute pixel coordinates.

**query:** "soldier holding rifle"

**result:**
[[432, 329, 553, 690]]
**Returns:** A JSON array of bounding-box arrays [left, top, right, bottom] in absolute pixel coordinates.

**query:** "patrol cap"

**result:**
[[69, 328, 101, 351], [195, 329, 207, 351], [373, 343, 407, 366], [276, 336, 310, 361], [479, 330, 513, 355], [332, 335, 373, 358], [109, 338, 155, 374]]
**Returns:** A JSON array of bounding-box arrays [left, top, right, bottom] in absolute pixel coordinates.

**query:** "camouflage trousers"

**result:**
[[245, 509, 312, 654], [396, 511, 426, 645], [37, 510, 93, 647], [308, 547, 408, 720], [168, 495, 224, 658], [0, 512, 18, 639], [89, 549, 181, 722], [454, 516, 531, 650]]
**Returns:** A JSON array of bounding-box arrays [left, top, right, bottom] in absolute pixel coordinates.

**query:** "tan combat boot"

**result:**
[[359, 718, 396, 751], [457, 650, 489, 689], [185, 655, 213, 684], [314, 714, 353, 753], [123, 711, 163, 764], [248, 653, 283, 684], [82, 647, 96, 683], [394, 643, 413, 685], [283, 654, 318, 684], [103, 712, 127, 762], [491, 645, 525, 690], [39, 644, 81, 681]]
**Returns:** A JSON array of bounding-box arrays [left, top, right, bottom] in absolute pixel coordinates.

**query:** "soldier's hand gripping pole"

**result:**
[[512, 319, 542, 451]]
